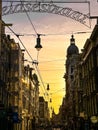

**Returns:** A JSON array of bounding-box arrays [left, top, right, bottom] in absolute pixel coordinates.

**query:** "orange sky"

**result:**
[[2, 0, 98, 114]]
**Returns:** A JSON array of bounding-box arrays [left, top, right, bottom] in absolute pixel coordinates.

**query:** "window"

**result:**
[[71, 67, 73, 74], [96, 48, 98, 66]]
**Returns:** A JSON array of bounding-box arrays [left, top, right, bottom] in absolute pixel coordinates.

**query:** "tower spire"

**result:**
[[70, 34, 75, 44]]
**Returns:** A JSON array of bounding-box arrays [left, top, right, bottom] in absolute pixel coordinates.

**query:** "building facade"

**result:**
[[0, 23, 24, 129], [39, 96, 50, 128], [21, 65, 40, 130], [0, 21, 41, 130], [80, 24, 98, 129], [63, 23, 98, 130]]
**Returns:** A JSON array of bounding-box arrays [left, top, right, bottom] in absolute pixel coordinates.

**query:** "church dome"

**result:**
[[67, 35, 79, 56]]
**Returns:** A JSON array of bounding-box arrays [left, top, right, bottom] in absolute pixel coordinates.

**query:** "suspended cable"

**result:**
[[4, 23, 47, 100], [5, 31, 92, 36], [34, 64, 48, 97], [2, 20, 65, 101], [50, 88, 65, 95], [7, 26, 34, 61], [38, 69, 64, 71], [21, 58, 65, 64], [20, 0, 38, 35], [39, 58, 65, 63], [37, 50, 39, 61]]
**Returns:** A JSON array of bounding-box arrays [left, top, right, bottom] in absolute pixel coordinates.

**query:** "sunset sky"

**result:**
[[2, 0, 98, 114]]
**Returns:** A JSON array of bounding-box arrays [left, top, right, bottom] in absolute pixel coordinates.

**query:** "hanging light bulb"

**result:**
[[47, 84, 50, 91], [50, 98, 52, 103], [35, 34, 42, 51]]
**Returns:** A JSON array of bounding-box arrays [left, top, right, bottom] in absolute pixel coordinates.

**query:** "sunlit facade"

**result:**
[[0, 22, 40, 130], [21, 64, 40, 130]]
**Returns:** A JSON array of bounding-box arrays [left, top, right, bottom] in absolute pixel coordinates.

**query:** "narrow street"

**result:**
[[1, 1, 98, 130]]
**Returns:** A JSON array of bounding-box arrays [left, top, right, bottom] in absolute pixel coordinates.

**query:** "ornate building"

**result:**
[[63, 23, 98, 130], [64, 34, 80, 128], [80, 24, 98, 129]]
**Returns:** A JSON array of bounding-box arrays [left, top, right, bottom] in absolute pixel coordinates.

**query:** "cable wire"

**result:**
[[4, 23, 47, 100], [7, 26, 34, 61], [20, 0, 38, 35], [17, 1, 49, 98], [34, 64, 48, 99]]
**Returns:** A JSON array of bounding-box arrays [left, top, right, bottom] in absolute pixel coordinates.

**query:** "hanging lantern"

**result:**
[[35, 34, 42, 51], [47, 84, 50, 91], [50, 98, 52, 102]]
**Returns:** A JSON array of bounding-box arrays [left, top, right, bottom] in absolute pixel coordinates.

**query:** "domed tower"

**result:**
[[66, 35, 79, 67], [64, 35, 79, 123], [67, 34, 79, 57]]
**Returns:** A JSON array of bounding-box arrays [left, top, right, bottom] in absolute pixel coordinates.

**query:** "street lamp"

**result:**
[[35, 34, 42, 51], [47, 84, 50, 91]]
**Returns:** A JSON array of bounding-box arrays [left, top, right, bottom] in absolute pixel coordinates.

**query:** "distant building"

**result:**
[[39, 96, 50, 127], [22, 65, 40, 130], [64, 34, 79, 118]]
